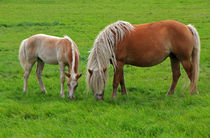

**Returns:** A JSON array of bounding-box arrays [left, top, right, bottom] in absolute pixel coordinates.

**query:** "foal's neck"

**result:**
[[69, 54, 79, 74]]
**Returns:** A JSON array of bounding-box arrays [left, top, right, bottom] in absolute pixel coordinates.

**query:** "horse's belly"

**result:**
[[125, 50, 169, 67], [126, 56, 168, 67], [125, 42, 170, 67]]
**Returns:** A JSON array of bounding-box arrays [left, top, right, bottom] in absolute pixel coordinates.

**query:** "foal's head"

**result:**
[[65, 73, 82, 99], [87, 68, 107, 100]]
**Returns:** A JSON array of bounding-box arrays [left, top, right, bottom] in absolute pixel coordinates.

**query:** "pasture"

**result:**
[[0, 0, 209, 137]]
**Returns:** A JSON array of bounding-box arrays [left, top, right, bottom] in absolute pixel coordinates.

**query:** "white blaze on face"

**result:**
[[69, 73, 77, 97], [68, 79, 77, 97]]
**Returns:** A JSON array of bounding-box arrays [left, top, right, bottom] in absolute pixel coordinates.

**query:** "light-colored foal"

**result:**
[[19, 34, 82, 99]]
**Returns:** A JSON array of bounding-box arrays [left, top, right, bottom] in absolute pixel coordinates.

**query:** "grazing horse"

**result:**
[[19, 34, 82, 99], [86, 20, 200, 100]]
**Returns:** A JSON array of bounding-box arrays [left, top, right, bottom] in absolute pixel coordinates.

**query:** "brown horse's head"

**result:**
[[87, 68, 107, 100], [65, 73, 82, 99]]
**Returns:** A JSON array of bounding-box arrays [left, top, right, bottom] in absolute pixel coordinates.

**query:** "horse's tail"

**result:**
[[19, 39, 27, 69], [187, 24, 200, 93], [86, 21, 134, 92]]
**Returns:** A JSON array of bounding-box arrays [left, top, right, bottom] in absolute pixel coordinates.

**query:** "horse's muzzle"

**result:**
[[94, 92, 104, 100]]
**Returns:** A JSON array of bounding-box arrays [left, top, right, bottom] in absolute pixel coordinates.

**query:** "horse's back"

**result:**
[[124, 20, 194, 66]]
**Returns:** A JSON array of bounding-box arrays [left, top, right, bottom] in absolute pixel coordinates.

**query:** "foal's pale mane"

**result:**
[[86, 21, 134, 93], [64, 35, 77, 79]]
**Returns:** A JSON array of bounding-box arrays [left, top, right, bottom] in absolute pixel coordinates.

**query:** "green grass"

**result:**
[[0, 0, 209, 137]]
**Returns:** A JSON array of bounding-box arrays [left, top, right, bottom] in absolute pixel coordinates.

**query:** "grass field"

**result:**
[[0, 0, 209, 137]]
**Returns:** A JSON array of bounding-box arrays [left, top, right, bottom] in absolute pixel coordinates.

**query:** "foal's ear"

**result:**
[[65, 72, 71, 78], [76, 74, 82, 79], [88, 69, 93, 75]]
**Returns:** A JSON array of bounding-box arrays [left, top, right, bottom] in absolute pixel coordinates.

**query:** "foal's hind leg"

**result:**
[[120, 70, 127, 95], [23, 61, 35, 92], [167, 56, 181, 95], [36, 60, 47, 93], [181, 59, 197, 94]]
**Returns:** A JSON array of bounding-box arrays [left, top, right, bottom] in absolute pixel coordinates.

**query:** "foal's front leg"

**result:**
[[112, 61, 124, 98], [59, 63, 65, 98]]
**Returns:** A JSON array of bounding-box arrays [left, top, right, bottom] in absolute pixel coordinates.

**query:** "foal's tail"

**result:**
[[19, 39, 27, 69], [187, 24, 200, 93]]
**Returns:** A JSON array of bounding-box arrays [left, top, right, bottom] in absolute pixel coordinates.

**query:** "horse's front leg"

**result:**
[[112, 61, 124, 98], [120, 70, 127, 95], [59, 63, 65, 98]]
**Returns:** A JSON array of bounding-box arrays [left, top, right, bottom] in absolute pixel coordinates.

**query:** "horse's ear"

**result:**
[[88, 69, 93, 76], [103, 68, 107, 73], [65, 72, 71, 78], [76, 74, 82, 79]]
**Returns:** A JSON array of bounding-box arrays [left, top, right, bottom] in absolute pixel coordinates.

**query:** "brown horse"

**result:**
[[86, 20, 200, 100], [19, 34, 82, 99]]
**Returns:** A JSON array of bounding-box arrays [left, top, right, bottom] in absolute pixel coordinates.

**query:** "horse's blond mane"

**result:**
[[86, 21, 134, 93]]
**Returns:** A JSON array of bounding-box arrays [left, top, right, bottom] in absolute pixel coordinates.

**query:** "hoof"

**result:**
[[23, 89, 27, 93], [42, 90, 47, 94], [166, 91, 174, 95], [60, 94, 65, 98], [112, 95, 117, 99], [121, 92, 127, 95], [190, 91, 199, 95], [68, 96, 75, 100]]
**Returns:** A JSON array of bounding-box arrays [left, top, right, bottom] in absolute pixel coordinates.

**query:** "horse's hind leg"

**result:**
[[120, 70, 127, 95], [36, 60, 47, 93], [181, 59, 197, 94], [23, 61, 35, 92], [167, 56, 181, 95]]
